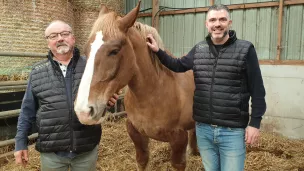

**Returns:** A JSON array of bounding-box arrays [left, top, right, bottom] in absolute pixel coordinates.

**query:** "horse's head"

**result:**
[[74, 1, 142, 125]]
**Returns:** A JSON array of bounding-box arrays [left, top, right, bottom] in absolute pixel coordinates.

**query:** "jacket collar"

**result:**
[[47, 47, 80, 69]]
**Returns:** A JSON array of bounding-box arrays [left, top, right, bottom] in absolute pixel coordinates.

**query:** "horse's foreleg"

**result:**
[[169, 130, 188, 171], [126, 119, 149, 171], [187, 128, 199, 156]]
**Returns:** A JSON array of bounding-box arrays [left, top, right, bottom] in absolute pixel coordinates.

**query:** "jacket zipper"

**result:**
[[58, 67, 74, 152], [68, 72, 74, 153], [209, 53, 221, 123]]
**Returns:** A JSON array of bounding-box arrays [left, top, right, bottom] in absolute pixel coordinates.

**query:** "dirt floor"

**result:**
[[0, 118, 303, 171]]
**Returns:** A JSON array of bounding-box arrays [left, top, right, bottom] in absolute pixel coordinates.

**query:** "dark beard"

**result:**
[[209, 30, 229, 39], [222, 30, 228, 38]]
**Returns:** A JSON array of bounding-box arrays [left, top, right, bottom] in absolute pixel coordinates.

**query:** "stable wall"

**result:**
[[260, 65, 304, 139]]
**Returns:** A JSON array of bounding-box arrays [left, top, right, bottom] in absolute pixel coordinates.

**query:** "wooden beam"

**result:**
[[0, 51, 46, 58], [259, 60, 304, 65], [0, 109, 21, 119], [152, 0, 159, 31], [228, 2, 279, 10], [0, 85, 26, 91], [210, 0, 215, 6], [138, 1, 304, 18], [161, 7, 209, 15], [285, 0, 304, 5], [0, 81, 27, 86], [0, 133, 38, 148], [138, 13, 152, 17], [276, 0, 284, 61]]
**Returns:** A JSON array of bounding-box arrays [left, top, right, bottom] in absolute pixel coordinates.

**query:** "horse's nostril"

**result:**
[[89, 106, 95, 117], [87, 104, 106, 121]]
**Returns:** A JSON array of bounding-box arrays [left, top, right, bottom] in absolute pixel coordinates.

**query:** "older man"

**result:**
[[14, 20, 118, 171]]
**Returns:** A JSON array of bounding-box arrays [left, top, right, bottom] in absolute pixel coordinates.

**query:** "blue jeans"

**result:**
[[40, 145, 98, 171], [196, 122, 246, 171]]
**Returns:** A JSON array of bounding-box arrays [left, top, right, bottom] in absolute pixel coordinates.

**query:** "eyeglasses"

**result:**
[[46, 31, 72, 40]]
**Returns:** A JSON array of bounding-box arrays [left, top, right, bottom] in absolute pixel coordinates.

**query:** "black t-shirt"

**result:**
[[214, 45, 224, 53]]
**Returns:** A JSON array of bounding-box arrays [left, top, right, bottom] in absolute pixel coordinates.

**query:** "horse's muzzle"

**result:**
[[89, 103, 107, 121]]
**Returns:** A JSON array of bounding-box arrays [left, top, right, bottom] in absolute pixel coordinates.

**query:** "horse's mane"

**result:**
[[133, 22, 164, 50], [133, 22, 167, 73], [89, 11, 121, 39]]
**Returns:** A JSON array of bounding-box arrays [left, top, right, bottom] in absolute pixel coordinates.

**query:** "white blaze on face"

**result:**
[[75, 31, 104, 115]]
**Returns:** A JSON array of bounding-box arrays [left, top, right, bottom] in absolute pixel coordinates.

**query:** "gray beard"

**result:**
[[57, 46, 70, 54]]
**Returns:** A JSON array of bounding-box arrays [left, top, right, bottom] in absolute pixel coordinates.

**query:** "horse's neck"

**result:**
[[126, 29, 174, 97], [128, 49, 173, 98]]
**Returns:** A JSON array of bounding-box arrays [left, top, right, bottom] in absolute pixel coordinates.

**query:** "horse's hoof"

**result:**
[[137, 165, 146, 171], [172, 163, 186, 171], [188, 149, 200, 156]]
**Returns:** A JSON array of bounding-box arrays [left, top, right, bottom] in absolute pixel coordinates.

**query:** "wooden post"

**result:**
[[152, 0, 159, 31], [276, 0, 284, 61], [210, 0, 215, 6]]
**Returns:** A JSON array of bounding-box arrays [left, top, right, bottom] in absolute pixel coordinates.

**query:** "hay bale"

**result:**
[[73, 0, 125, 54], [0, 0, 124, 54], [0, 0, 75, 53], [0, 0, 124, 78], [0, 0, 74, 78]]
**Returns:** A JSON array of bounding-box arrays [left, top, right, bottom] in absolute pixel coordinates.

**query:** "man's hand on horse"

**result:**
[[146, 34, 159, 52], [14, 150, 29, 167], [107, 90, 123, 108], [245, 126, 260, 145]]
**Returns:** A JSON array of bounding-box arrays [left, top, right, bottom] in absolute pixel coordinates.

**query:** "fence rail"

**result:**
[[0, 52, 46, 58], [0, 81, 27, 91], [0, 85, 27, 91], [0, 81, 27, 86], [0, 133, 38, 148], [0, 109, 20, 119]]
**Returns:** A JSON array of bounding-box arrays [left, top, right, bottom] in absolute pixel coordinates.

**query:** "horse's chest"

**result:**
[[129, 117, 171, 141]]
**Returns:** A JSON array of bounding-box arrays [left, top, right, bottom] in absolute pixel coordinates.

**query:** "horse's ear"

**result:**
[[83, 40, 91, 58], [118, 0, 141, 33], [99, 4, 109, 17]]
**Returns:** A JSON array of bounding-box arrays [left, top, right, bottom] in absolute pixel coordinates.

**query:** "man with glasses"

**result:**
[[14, 20, 119, 171]]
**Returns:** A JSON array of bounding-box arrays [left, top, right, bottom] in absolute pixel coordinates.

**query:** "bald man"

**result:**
[[14, 20, 118, 171]]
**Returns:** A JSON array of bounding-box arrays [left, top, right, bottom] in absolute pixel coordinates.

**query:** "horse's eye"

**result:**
[[108, 49, 119, 56]]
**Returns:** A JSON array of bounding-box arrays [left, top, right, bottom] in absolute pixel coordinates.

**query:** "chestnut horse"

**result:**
[[74, 1, 197, 170]]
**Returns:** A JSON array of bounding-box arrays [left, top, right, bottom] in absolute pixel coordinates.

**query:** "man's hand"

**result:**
[[107, 93, 119, 107], [14, 150, 29, 167], [107, 90, 123, 108], [146, 34, 159, 52], [245, 126, 260, 145]]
